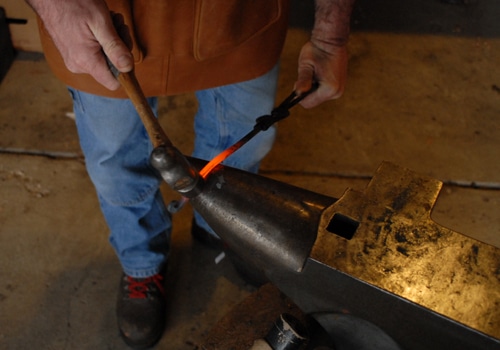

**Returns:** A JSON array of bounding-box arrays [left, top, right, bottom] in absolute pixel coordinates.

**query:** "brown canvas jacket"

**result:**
[[38, 0, 290, 98]]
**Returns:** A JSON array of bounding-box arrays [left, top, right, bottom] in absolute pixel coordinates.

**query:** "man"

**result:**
[[26, 0, 355, 348]]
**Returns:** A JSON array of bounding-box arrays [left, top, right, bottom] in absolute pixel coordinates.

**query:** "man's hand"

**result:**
[[295, 0, 355, 108], [296, 40, 348, 109], [26, 0, 133, 90]]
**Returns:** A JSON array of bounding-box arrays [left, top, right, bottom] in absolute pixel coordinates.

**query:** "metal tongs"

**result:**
[[197, 81, 320, 179], [109, 60, 319, 212], [170, 82, 319, 212]]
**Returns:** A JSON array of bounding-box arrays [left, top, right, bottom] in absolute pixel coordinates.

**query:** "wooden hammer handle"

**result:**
[[112, 66, 172, 148]]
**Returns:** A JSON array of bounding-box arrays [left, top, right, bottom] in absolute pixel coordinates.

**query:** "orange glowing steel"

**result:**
[[169, 144, 239, 213], [199, 139, 247, 179], [199, 149, 233, 178]]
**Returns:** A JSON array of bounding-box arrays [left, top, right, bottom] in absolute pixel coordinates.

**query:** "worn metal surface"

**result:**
[[183, 160, 499, 349], [188, 157, 335, 274], [271, 162, 500, 349], [312, 162, 499, 337]]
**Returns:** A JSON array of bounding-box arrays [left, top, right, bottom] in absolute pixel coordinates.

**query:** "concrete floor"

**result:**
[[1, 1, 499, 349]]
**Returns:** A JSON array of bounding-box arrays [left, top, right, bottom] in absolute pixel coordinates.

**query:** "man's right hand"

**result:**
[[26, 0, 133, 90], [294, 0, 355, 109]]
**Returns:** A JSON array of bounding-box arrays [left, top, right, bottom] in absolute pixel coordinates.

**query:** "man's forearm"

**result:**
[[312, 0, 356, 50], [294, 0, 355, 107]]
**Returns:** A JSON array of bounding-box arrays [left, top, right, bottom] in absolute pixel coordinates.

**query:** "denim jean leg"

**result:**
[[192, 64, 280, 235], [69, 88, 170, 278]]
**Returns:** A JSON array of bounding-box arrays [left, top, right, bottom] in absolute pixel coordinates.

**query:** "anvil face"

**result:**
[[182, 158, 499, 349], [273, 164, 500, 350]]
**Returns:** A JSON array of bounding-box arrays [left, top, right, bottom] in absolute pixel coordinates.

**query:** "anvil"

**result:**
[[151, 148, 500, 350], [113, 69, 499, 349]]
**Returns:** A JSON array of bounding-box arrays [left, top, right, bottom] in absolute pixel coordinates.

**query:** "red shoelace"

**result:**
[[127, 274, 165, 299]]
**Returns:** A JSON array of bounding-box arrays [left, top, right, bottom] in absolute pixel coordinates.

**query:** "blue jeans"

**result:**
[[70, 64, 279, 278]]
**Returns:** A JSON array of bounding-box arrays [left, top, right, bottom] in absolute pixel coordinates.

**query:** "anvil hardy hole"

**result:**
[[327, 213, 359, 240]]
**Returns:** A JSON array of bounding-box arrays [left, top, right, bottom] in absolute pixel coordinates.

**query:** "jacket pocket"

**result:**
[[193, 0, 282, 61]]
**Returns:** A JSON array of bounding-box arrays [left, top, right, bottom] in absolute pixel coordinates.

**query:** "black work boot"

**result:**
[[117, 273, 166, 349]]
